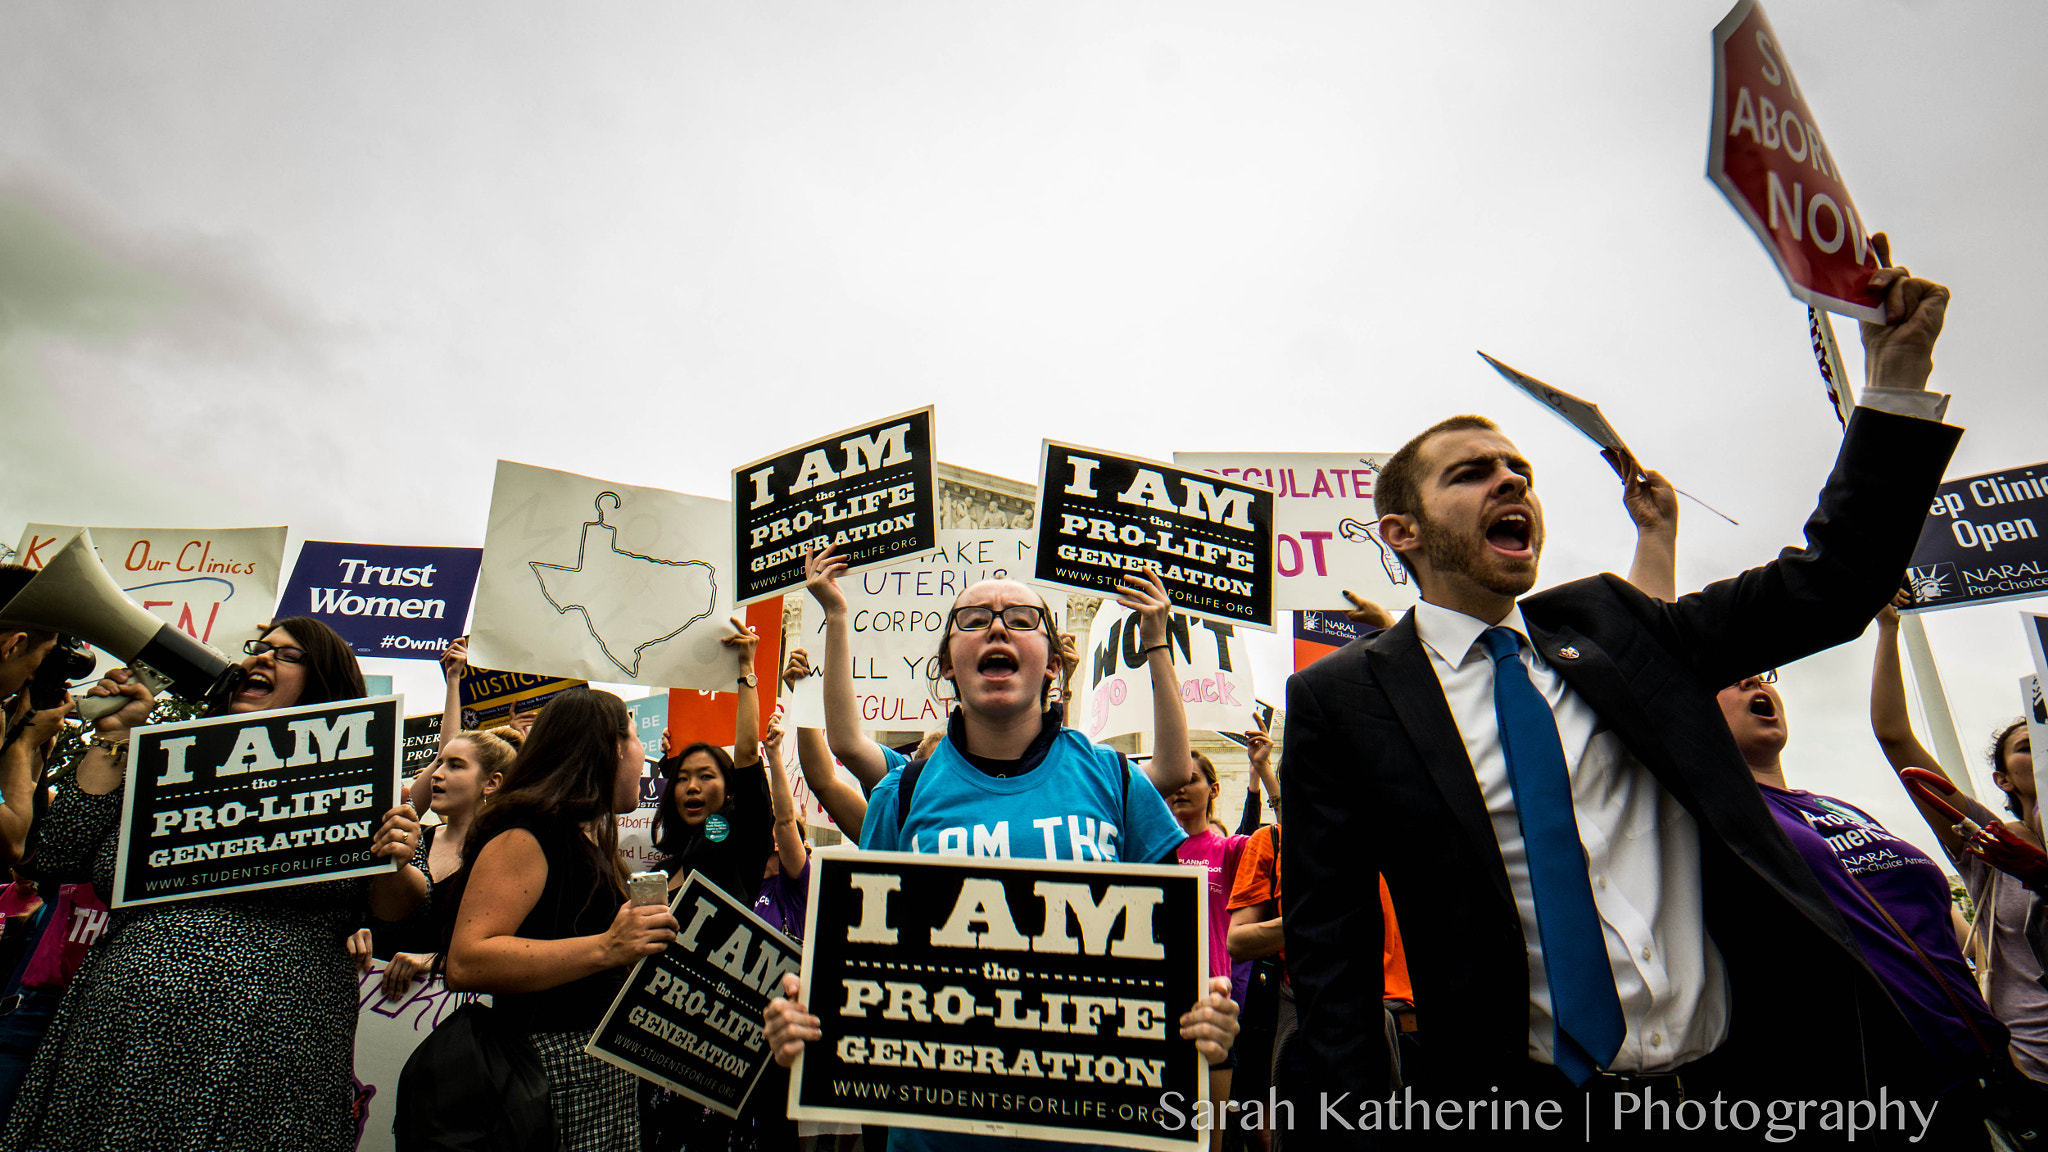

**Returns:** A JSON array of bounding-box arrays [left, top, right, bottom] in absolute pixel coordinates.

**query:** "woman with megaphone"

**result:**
[[0, 617, 427, 1152]]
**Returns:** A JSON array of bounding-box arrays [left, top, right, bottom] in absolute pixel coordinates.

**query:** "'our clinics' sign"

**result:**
[[789, 850, 1206, 1150], [15, 523, 286, 651], [278, 542, 482, 660], [734, 407, 939, 606], [585, 872, 798, 1116], [1709, 0, 1883, 321], [1898, 460, 2048, 613], [113, 695, 404, 907], [1173, 452, 1409, 614], [1032, 442, 1275, 631]]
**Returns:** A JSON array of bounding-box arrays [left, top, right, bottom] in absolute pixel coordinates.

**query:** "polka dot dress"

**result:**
[[1, 780, 416, 1151]]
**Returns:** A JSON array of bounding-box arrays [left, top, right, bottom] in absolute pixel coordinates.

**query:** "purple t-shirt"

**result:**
[[754, 857, 810, 942], [1762, 785, 2005, 1077]]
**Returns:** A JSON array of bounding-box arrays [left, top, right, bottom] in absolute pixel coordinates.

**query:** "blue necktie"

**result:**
[[1479, 626, 1624, 1085]]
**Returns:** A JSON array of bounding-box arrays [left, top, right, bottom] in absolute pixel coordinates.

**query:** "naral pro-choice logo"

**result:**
[[1904, 564, 1957, 605]]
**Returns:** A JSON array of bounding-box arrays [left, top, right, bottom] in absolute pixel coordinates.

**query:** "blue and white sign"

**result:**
[[278, 542, 483, 659], [1900, 461, 2048, 614], [627, 693, 669, 763]]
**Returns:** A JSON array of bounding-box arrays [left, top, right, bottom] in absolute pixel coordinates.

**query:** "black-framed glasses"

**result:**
[[950, 604, 1050, 633], [244, 639, 307, 665], [1757, 669, 1778, 684]]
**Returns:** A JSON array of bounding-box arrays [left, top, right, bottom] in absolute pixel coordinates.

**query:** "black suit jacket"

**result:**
[[1281, 407, 1962, 1121]]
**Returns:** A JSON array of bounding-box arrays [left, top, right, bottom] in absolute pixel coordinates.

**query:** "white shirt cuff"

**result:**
[[1857, 387, 1950, 423]]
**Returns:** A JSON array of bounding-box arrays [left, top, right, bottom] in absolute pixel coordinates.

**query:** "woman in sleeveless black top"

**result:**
[[444, 688, 680, 1152]]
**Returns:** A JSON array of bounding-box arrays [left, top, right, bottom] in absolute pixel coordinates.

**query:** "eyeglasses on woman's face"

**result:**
[[244, 639, 307, 665], [949, 604, 1050, 633]]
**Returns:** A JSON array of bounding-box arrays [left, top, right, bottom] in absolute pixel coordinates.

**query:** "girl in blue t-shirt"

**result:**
[[766, 546, 1240, 1150]]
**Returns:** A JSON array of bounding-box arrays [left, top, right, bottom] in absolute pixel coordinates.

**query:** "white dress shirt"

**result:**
[[1413, 599, 1728, 1073]]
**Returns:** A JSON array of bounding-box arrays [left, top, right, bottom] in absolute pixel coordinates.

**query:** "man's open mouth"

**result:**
[[1749, 693, 1778, 720], [1486, 511, 1533, 556]]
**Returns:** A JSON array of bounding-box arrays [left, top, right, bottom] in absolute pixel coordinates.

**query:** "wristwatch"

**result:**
[[82, 730, 129, 752], [738, 671, 758, 688]]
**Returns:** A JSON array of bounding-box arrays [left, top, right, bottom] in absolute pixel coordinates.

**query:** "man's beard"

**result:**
[[1415, 506, 1539, 598]]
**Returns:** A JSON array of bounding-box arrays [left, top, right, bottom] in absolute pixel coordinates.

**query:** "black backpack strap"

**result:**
[[895, 757, 929, 837]]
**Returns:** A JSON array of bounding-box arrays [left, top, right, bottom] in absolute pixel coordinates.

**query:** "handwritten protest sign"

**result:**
[[14, 523, 286, 651], [113, 695, 402, 908], [279, 542, 482, 660], [1898, 461, 2048, 613], [472, 461, 735, 690], [789, 849, 1205, 1149], [735, 407, 939, 606], [1709, 0, 1883, 321], [586, 872, 798, 1117], [785, 531, 1048, 731], [1081, 603, 1256, 742], [1033, 442, 1274, 631], [1174, 452, 1408, 614]]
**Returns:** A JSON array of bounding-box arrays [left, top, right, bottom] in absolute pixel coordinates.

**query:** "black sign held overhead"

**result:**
[[1033, 441, 1276, 630], [112, 695, 404, 908], [789, 850, 1207, 1151], [585, 871, 799, 1118], [1899, 459, 2048, 614], [734, 406, 939, 606], [401, 714, 442, 778]]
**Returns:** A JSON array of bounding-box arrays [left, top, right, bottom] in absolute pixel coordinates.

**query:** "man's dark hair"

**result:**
[[1373, 415, 1500, 576]]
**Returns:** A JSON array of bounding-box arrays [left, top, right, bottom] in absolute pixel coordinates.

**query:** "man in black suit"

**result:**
[[1282, 262, 1959, 1148]]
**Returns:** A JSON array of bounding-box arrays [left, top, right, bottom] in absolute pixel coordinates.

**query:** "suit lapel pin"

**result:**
[[1557, 646, 1580, 660]]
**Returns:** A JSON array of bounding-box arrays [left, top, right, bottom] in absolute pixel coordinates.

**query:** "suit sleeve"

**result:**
[[1649, 407, 1961, 688], [1282, 669, 1388, 1132]]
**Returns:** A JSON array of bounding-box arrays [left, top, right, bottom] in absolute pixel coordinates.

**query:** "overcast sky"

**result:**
[[3, 0, 2044, 862]]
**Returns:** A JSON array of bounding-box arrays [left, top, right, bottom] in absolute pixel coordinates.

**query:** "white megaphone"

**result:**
[[0, 531, 244, 722]]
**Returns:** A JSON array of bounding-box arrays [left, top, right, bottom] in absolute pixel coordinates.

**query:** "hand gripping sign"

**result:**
[[113, 695, 404, 907], [585, 872, 798, 1117], [1708, 0, 1884, 321]]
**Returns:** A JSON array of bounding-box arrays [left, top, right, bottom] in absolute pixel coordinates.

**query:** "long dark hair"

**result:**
[[655, 740, 772, 903], [459, 688, 630, 912], [207, 617, 365, 717]]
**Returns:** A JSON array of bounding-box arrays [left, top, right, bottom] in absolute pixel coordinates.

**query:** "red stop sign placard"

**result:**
[[1708, 0, 1883, 322]]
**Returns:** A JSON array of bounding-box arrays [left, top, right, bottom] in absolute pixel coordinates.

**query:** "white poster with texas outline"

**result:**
[[470, 460, 736, 691]]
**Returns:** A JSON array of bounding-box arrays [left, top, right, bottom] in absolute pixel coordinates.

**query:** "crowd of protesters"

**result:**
[[5, 249, 2048, 1151]]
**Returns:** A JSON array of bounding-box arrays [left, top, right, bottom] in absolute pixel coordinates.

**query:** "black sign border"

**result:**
[[112, 694, 403, 909], [787, 848, 1208, 1151], [733, 405, 940, 608], [1031, 439, 1276, 632], [583, 870, 799, 1118]]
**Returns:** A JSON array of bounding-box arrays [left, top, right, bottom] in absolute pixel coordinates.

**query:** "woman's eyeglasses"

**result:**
[[950, 605, 1050, 632], [244, 639, 307, 665]]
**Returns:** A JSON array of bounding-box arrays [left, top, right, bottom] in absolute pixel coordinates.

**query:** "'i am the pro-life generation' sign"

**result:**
[[1032, 442, 1275, 631], [789, 849, 1207, 1150], [585, 872, 798, 1117], [734, 407, 939, 606], [113, 695, 404, 908], [1898, 460, 2048, 613]]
